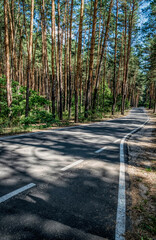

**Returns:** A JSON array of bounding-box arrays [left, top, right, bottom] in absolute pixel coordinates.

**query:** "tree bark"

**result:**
[[6, 0, 18, 82], [58, 0, 63, 120], [112, 0, 118, 115], [153, 83, 156, 113], [68, 0, 74, 118], [102, 45, 107, 108], [75, 0, 84, 123], [121, 0, 135, 114], [41, 0, 49, 101], [84, 0, 98, 118], [32, 23, 39, 91], [4, 0, 12, 108], [51, 0, 56, 118], [25, 0, 34, 117], [92, 0, 113, 112], [121, 4, 127, 115]]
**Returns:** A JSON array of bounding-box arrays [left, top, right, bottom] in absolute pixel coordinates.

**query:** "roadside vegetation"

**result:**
[[0, 77, 130, 135]]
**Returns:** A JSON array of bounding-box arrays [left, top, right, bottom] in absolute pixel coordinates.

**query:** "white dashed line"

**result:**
[[95, 139, 120, 153], [0, 183, 36, 204], [114, 139, 120, 143], [61, 160, 84, 171], [95, 146, 107, 153]]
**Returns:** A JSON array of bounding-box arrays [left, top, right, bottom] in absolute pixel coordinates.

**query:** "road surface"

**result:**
[[0, 108, 148, 240]]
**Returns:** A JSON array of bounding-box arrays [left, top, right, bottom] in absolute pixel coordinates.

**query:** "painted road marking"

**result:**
[[115, 111, 149, 240], [95, 146, 107, 153], [61, 160, 84, 171], [0, 183, 36, 204], [95, 139, 120, 153]]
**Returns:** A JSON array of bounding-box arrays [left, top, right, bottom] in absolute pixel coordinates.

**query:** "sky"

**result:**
[[138, 1, 150, 27]]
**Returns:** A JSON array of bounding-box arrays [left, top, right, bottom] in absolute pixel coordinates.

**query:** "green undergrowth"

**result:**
[[0, 77, 130, 136]]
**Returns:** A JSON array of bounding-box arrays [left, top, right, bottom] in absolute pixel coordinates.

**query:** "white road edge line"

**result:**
[[95, 146, 107, 153], [114, 139, 120, 143], [61, 160, 84, 171], [0, 183, 36, 204], [115, 111, 150, 240]]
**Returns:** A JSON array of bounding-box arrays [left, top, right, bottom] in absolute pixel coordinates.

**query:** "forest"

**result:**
[[0, 0, 155, 132]]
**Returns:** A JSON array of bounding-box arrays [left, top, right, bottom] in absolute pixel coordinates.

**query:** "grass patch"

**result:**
[[141, 215, 156, 235]]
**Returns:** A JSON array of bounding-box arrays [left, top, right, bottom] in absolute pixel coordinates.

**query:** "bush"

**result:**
[[0, 79, 53, 127]]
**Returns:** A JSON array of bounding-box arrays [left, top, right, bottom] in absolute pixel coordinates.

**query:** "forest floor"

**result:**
[[126, 110, 156, 240], [0, 109, 130, 137]]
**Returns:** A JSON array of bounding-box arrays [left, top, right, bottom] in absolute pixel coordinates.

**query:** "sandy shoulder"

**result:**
[[126, 110, 156, 240]]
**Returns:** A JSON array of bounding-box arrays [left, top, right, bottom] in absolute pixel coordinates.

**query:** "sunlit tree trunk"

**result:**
[[102, 44, 107, 108], [121, 0, 135, 114], [68, 0, 74, 118], [112, 0, 118, 115], [92, 0, 113, 112], [51, 0, 56, 118], [25, 0, 34, 117], [18, 27, 23, 86], [75, 0, 84, 123], [41, 0, 49, 101], [84, 0, 98, 118], [64, 28, 68, 112], [4, 0, 12, 108], [32, 24, 39, 91], [62, 1, 67, 112], [7, 0, 18, 82], [153, 83, 156, 113], [58, 0, 63, 120], [116, 32, 123, 97]]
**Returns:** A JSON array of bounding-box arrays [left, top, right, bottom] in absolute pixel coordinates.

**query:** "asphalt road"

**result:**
[[0, 108, 148, 240]]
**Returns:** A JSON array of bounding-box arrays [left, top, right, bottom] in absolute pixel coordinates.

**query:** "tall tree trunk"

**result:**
[[51, 0, 56, 118], [125, 0, 135, 84], [64, 28, 68, 111], [32, 24, 39, 91], [84, 0, 98, 118], [41, 0, 49, 101], [18, 27, 23, 86], [61, 1, 67, 112], [58, 0, 63, 120], [0, 30, 2, 78], [7, 0, 18, 82], [74, 34, 78, 91], [121, 9, 127, 114], [121, 0, 135, 114], [4, 0, 12, 108], [92, 0, 113, 112], [75, 0, 84, 123], [25, 0, 34, 117], [68, 0, 74, 118], [39, 68, 42, 95], [66, 2, 69, 113], [112, 0, 118, 115], [116, 32, 124, 97], [121, 3, 127, 115], [97, 0, 102, 56], [153, 83, 156, 113], [102, 45, 107, 108]]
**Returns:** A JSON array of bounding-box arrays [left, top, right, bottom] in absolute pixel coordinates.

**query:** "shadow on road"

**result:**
[[0, 110, 149, 240]]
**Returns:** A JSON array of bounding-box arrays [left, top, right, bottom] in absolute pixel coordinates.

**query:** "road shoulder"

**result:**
[[126, 110, 156, 240]]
